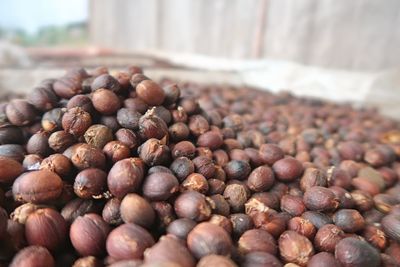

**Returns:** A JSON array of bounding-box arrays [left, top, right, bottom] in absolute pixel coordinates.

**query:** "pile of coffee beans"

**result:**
[[1, 66, 400, 267]]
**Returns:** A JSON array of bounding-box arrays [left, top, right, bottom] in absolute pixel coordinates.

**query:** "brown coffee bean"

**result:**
[[208, 214, 233, 234], [244, 147, 264, 167], [222, 114, 243, 132], [352, 177, 381, 196], [136, 80, 165, 106], [245, 192, 279, 213], [358, 166, 385, 190], [351, 190, 374, 211], [259, 144, 284, 165], [229, 150, 250, 163], [181, 173, 209, 194], [6, 99, 38, 126], [28, 86, 58, 111], [272, 157, 304, 182], [229, 213, 254, 239], [365, 146, 395, 167], [224, 160, 251, 180], [301, 211, 333, 229], [307, 252, 341, 267], [329, 186, 354, 209], [61, 198, 103, 224], [374, 193, 398, 213], [115, 128, 139, 150], [26, 131, 52, 157], [208, 179, 226, 195], [143, 235, 195, 267], [25, 208, 67, 251], [169, 122, 190, 142], [41, 108, 64, 132], [67, 94, 95, 115], [48, 131, 76, 152], [362, 225, 387, 251], [166, 218, 196, 240], [74, 168, 108, 199], [102, 198, 123, 226], [103, 141, 131, 163], [197, 131, 224, 150], [84, 124, 113, 149], [300, 167, 327, 191], [10, 246, 55, 267], [72, 256, 103, 267], [0, 207, 7, 239], [120, 193, 155, 227], [0, 144, 25, 162], [197, 254, 237, 267], [152, 201, 176, 229], [91, 74, 121, 92], [162, 83, 180, 107], [335, 237, 380, 267], [170, 157, 195, 181], [333, 209, 365, 233], [382, 214, 400, 243], [314, 224, 344, 252], [187, 222, 232, 259], [92, 89, 121, 115], [71, 143, 106, 170], [13, 170, 63, 203], [107, 158, 145, 198], [53, 75, 83, 99], [22, 154, 43, 171], [116, 108, 141, 130], [278, 230, 314, 266], [106, 223, 155, 260], [124, 97, 149, 114], [171, 141, 196, 159], [247, 166, 275, 192], [0, 124, 24, 145], [40, 154, 72, 177], [179, 98, 200, 116], [139, 111, 169, 140], [287, 217, 316, 240], [303, 186, 339, 211], [174, 191, 211, 222], [70, 213, 110, 256], [139, 138, 171, 167], [193, 156, 215, 179], [130, 73, 149, 88], [189, 115, 210, 137], [223, 182, 250, 213], [241, 251, 282, 267], [0, 156, 23, 183], [280, 195, 306, 217], [337, 141, 364, 161], [238, 229, 277, 255], [99, 115, 120, 132], [171, 106, 188, 123]]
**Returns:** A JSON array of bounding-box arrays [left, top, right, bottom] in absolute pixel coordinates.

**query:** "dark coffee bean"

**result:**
[[335, 237, 380, 267], [91, 74, 121, 93], [116, 108, 141, 130], [67, 94, 95, 115], [28, 86, 58, 111]]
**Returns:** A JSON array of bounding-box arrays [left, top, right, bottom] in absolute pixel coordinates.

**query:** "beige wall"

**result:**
[[89, 0, 400, 71]]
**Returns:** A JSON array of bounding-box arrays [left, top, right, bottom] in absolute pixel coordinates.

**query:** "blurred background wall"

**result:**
[[90, 0, 400, 71]]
